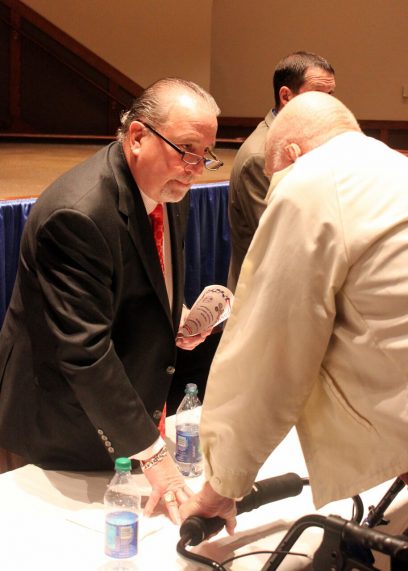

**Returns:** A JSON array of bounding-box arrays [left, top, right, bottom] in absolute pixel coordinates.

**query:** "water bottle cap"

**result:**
[[114, 457, 132, 472], [185, 383, 198, 394]]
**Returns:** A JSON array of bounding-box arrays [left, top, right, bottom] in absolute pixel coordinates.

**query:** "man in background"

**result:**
[[181, 92, 408, 531], [0, 77, 222, 523], [228, 51, 335, 291]]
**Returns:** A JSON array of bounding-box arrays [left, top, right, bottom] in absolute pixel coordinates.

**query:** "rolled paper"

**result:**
[[180, 285, 233, 337]]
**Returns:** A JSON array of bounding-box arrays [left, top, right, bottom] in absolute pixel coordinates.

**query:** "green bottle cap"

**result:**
[[114, 457, 132, 472]]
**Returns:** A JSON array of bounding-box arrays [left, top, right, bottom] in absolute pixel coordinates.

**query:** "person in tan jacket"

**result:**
[[181, 92, 408, 533]]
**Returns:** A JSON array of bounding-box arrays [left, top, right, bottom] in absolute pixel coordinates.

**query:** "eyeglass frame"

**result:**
[[139, 121, 224, 171]]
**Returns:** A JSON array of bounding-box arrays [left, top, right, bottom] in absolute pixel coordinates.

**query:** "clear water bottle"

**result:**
[[104, 457, 140, 561], [175, 383, 203, 477]]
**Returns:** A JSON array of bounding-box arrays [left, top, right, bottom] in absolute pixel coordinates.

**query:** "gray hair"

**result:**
[[117, 77, 220, 142], [265, 92, 361, 176]]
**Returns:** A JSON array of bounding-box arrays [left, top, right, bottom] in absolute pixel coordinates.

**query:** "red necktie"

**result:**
[[149, 204, 165, 277], [149, 204, 166, 438]]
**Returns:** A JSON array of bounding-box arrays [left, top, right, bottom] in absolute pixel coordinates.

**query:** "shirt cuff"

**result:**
[[130, 436, 166, 461]]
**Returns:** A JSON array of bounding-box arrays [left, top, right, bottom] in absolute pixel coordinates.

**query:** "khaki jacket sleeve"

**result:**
[[201, 163, 348, 498]]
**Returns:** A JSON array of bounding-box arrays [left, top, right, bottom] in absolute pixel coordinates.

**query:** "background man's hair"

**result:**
[[273, 51, 335, 109]]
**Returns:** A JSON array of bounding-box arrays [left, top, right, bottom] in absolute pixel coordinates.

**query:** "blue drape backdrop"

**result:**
[[184, 181, 230, 307], [0, 199, 36, 326], [0, 183, 230, 327]]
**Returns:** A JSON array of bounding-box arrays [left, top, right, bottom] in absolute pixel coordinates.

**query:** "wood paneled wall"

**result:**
[[0, 0, 142, 136], [1, 0, 408, 150]]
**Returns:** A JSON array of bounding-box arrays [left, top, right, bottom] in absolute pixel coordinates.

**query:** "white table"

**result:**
[[0, 422, 406, 570]]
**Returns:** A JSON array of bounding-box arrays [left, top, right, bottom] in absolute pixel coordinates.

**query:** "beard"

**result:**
[[159, 179, 193, 203]]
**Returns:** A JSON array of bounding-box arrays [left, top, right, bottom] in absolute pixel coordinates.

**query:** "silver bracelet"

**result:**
[[140, 446, 168, 472]]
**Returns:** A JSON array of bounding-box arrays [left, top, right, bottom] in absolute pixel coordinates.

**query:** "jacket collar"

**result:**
[[265, 109, 275, 128], [108, 142, 183, 331]]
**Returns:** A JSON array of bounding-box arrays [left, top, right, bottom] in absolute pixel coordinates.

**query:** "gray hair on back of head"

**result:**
[[265, 92, 361, 175]]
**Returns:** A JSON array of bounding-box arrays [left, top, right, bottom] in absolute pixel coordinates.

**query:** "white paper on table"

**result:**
[[180, 285, 234, 337], [66, 508, 166, 541], [65, 473, 163, 541]]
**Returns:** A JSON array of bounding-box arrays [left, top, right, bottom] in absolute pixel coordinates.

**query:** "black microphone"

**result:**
[[180, 472, 305, 546]]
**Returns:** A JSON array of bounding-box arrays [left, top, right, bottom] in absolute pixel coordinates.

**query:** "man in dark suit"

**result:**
[[0, 77, 222, 523]]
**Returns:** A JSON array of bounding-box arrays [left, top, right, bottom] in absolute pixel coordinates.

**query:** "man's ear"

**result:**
[[284, 142, 302, 163], [128, 121, 145, 155], [279, 86, 295, 108]]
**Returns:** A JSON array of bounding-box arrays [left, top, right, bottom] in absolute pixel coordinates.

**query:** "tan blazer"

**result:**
[[201, 132, 408, 508]]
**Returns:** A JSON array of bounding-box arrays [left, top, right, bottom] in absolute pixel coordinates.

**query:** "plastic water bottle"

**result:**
[[175, 383, 203, 477], [104, 457, 140, 562]]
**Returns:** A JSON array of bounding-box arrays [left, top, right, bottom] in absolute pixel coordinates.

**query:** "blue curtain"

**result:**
[[0, 184, 231, 327], [184, 182, 231, 308], [0, 199, 36, 327]]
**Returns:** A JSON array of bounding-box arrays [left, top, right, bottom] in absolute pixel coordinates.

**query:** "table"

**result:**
[[0, 181, 231, 327], [0, 417, 407, 571]]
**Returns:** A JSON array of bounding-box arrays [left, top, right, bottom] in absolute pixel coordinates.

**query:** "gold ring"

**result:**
[[164, 491, 177, 503]]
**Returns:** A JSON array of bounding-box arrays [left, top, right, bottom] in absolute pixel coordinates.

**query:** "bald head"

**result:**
[[265, 92, 361, 177]]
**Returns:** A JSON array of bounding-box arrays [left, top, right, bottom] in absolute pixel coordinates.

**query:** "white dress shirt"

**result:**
[[131, 190, 173, 461]]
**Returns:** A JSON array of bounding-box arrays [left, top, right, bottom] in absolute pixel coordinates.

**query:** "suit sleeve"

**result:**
[[36, 208, 159, 455], [230, 153, 270, 237], [228, 154, 271, 289], [240, 154, 270, 226]]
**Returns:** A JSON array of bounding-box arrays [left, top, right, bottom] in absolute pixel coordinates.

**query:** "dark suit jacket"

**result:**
[[0, 142, 189, 470], [227, 110, 274, 292]]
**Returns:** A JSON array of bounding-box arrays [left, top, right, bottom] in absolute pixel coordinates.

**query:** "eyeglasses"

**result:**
[[140, 122, 224, 171]]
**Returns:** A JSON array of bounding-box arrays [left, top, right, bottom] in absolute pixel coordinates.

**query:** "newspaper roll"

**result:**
[[180, 285, 233, 337]]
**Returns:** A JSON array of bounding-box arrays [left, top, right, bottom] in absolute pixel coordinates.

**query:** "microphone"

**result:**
[[180, 472, 305, 546]]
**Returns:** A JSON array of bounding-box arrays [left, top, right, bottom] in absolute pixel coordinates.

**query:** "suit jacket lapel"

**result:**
[[111, 143, 173, 327], [167, 201, 187, 331]]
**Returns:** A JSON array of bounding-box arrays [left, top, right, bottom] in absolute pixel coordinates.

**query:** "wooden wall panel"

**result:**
[[0, 4, 10, 129], [0, 0, 141, 137]]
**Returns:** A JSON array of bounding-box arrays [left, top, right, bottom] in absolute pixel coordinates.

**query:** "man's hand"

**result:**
[[176, 304, 212, 350], [176, 330, 212, 350], [179, 481, 237, 535], [142, 450, 193, 525]]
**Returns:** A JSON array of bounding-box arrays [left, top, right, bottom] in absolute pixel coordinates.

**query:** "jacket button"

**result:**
[[108, 447, 114, 454], [153, 410, 162, 420], [105, 441, 112, 447], [166, 366, 176, 375]]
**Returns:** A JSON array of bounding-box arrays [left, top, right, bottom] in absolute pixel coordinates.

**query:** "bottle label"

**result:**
[[175, 425, 202, 464], [105, 511, 138, 559]]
